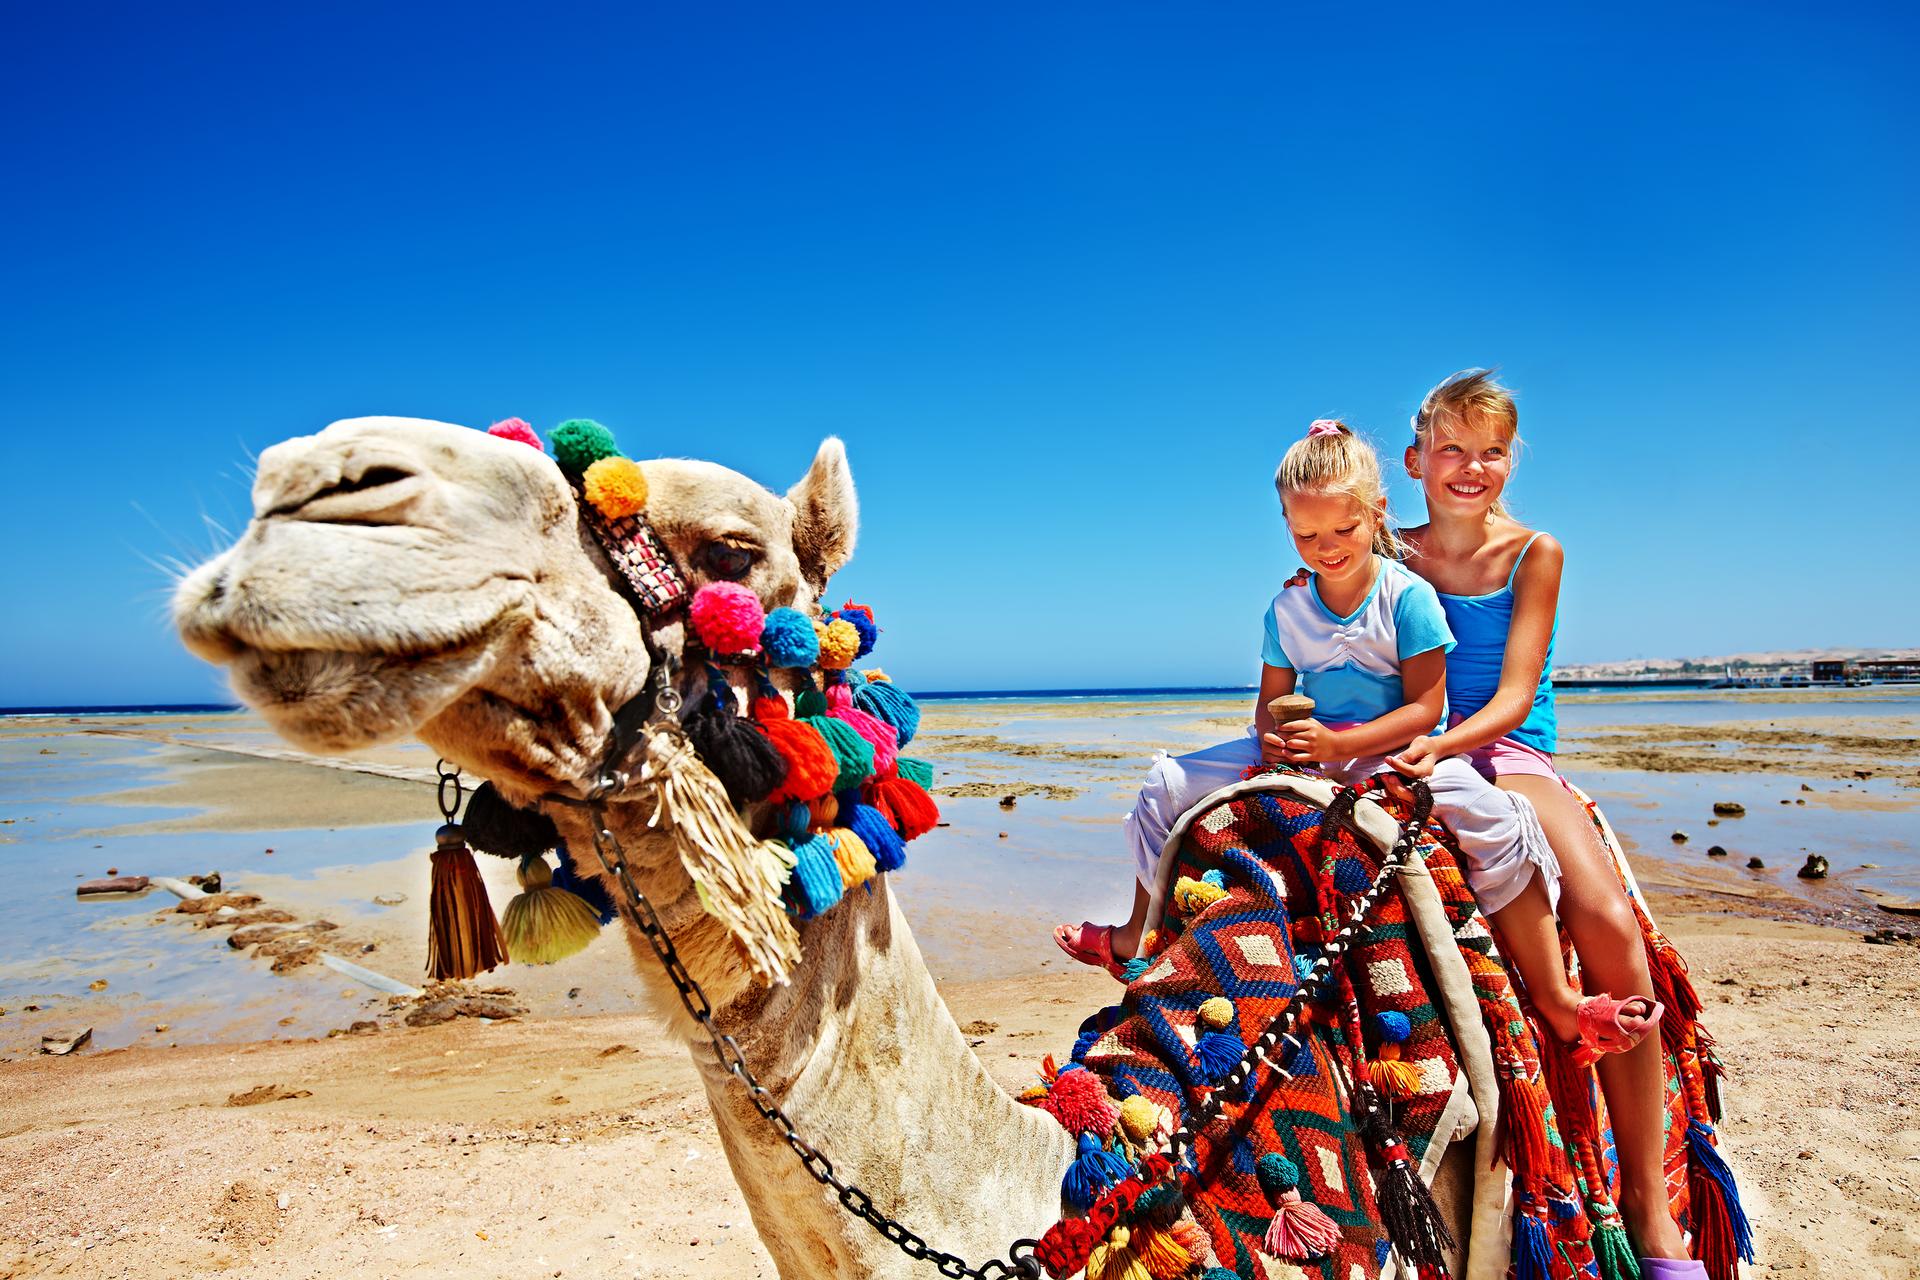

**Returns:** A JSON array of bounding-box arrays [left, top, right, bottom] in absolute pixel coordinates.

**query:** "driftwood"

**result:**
[[75, 875, 149, 896]]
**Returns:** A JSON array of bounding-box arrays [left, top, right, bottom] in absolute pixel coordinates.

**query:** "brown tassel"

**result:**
[[427, 824, 507, 981]]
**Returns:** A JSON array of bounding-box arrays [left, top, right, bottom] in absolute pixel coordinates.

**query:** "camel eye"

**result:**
[[698, 542, 756, 581]]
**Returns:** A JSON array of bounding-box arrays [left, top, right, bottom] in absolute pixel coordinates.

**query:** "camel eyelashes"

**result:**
[[697, 541, 757, 581]]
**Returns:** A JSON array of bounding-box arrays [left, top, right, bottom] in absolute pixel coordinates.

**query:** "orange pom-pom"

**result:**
[[583, 456, 649, 518], [807, 792, 840, 829], [814, 618, 861, 670], [753, 704, 839, 802]]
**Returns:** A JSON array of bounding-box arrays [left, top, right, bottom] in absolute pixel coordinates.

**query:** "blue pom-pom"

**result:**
[[1195, 1030, 1243, 1084], [852, 678, 921, 745], [1061, 1132, 1130, 1210], [1374, 1010, 1412, 1045], [761, 607, 820, 669], [1070, 1027, 1100, 1063], [783, 832, 843, 917], [834, 608, 879, 658], [1292, 951, 1320, 980], [840, 793, 906, 873], [1200, 869, 1226, 889], [1333, 857, 1372, 894], [1120, 956, 1151, 983]]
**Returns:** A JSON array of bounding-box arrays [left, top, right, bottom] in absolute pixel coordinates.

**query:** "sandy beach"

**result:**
[[2, 692, 1917, 1278]]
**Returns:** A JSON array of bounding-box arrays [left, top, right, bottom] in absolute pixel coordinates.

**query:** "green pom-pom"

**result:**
[[1255, 1152, 1302, 1194], [803, 715, 874, 792], [550, 418, 621, 475], [895, 756, 935, 789], [1134, 1182, 1179, 1215], [793, 686, 829, 718], [1203, 1270, 1241, 1280]]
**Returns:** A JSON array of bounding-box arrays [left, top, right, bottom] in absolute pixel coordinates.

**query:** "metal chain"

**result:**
[[583, 803, 1043, 1280], [576, 748, 1425, 1278]]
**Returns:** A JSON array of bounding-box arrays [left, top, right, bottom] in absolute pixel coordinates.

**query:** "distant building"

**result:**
[[1813, 659, 1920, 683]]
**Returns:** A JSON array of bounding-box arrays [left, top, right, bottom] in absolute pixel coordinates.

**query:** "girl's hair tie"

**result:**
[[1305, 419, 1345, 439]]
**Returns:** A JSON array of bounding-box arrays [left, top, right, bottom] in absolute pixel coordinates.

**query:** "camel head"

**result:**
[[174, 416, 858, 802]]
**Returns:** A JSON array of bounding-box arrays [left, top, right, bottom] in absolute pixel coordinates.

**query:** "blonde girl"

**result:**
[[1388, 370, 1692, 1272], [1055, 420, 1559, 1001]]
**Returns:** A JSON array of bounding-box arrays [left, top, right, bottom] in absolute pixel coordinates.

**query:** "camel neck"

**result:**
[[553, 802, 1071, 1279], [701, 884, 1072, 1278]]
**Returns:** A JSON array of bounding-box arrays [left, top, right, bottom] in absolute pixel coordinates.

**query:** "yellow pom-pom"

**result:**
[[828, 827, 876, 888], [1171, 876, 1228, 915], [815, 618, 861, 670], [1117, 1093, 1164, 1144], [1197, 996, 1234, 1030], [583, 456, 648, 519], [862, 668, 891, 683]]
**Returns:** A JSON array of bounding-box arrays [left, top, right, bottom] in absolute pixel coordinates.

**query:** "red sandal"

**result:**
[[1572, 993, 1664, 1067], [1052, 921, 1130, 981]]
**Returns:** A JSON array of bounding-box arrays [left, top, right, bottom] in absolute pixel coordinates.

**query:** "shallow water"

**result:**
[[2, 689, 1913, 1054]]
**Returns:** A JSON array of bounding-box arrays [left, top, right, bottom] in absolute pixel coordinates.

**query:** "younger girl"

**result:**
[[1387, 370, 1692, 1270], [1056, 421, 1563, 1018]]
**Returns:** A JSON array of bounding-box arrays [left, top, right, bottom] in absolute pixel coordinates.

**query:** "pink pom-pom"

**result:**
[[825, 682, 899, 773], [1040, 1066, 1119, 1136], [488, 418, 543, 450], [689, 582, 766, 655]]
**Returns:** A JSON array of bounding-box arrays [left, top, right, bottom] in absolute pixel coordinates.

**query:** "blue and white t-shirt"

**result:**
[[1260, 557, 1455, 723]]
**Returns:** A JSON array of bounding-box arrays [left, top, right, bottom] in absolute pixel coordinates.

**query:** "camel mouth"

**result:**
[[224, 632, 507, 751]]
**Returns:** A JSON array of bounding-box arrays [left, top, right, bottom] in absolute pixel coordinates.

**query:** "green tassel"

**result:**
[[895, 756, 935, 789], [1590, 1220, 1641, 1280]]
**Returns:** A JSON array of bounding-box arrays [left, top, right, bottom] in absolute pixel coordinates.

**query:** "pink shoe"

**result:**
[[1052, 921, 1129, 981], [1571, 993, 1664, 1068]]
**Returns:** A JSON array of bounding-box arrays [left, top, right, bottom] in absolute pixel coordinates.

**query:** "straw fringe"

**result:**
[[635, 724, 801, 985]]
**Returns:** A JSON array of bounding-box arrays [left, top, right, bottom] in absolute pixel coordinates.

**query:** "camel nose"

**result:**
[[253, 436, 426, 524]]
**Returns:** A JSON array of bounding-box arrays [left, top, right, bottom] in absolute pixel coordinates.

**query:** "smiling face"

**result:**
[[1407, 406, 1516, 521], [1282, 488, 1382, 592]]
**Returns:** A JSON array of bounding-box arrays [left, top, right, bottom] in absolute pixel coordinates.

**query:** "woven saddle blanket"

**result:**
[[1023, 767, 1737, 1280]]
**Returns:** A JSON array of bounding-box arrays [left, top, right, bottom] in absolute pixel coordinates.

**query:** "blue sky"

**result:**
[[3, 3, 1915, 705]]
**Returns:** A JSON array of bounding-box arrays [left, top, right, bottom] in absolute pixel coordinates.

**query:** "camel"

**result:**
[[170, 416, 1533, 1279]]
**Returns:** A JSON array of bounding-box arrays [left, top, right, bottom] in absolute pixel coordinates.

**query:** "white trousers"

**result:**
[[1123, 728, 1559, 917]]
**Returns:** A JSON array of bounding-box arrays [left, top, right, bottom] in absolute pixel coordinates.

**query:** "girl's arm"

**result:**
[[1429, 533, 1563, 757], [1278, 647, 1447, 763], [1254, 663, 1296, 762]]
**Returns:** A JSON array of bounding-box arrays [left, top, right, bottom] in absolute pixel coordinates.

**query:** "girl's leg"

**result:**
[[1500, 773, 1686, 1261], [1058, 734, 1263, 965]]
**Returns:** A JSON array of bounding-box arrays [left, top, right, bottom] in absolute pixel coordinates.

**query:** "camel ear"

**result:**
[[786, 437, 858, 590]]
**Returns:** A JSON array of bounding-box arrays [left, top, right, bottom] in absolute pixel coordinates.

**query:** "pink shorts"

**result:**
[[1461, 732, 1559, 783]]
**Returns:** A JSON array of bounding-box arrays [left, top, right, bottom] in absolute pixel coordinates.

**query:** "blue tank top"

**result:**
[[1435, 532, 1558, 753]]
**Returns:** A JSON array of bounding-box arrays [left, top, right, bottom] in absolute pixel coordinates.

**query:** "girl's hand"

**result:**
[[1385, 736, 1441, 779], [1260, 730, 1290, 763], [1279, 718, 1342, 764]]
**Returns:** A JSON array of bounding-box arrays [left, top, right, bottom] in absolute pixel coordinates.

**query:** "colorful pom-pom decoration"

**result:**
[[1374, 1010, 1412, 1044], [833, 605, 879, 658], [1196, 996, 1234, 1030], [488, 417, 543, 450], [582, 455, 649, 519], [689, 581, 766, 655], [761, 607, 820, 668], [814, 617, 861, 670], [549, 418, 621, 475]]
